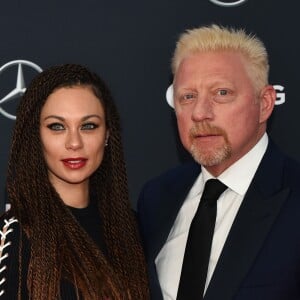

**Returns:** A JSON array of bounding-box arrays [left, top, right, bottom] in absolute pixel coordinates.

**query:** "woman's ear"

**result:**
[[105, 131, 109, 147]]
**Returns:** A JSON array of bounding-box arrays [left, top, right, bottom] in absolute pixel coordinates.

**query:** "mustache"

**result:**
[[189, 122, 227, 138]]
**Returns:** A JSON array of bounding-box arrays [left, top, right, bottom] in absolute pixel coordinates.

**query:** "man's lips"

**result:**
[[189, 123, 227, 142], [194, 133, 220, 137], [192, 132, 222, 138], [61, 158, 87, 169], [191, 133, 223, 143]]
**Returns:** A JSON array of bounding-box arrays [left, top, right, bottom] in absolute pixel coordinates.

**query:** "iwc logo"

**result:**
[[274, 85, 285, 105], [209, 0, 248, 7], [0, 60, 43, 120]]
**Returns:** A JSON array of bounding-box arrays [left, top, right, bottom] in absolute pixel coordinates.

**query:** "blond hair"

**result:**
[[172, 24, 269, 91]]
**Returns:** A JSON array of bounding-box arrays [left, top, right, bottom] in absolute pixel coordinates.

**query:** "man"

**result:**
[[138, 24, 300, 300]]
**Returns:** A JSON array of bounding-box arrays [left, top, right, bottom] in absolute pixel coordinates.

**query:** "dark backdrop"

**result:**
[[0, 0, 298, 211]]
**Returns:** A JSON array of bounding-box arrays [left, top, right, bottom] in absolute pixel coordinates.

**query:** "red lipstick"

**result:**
[[62, 158, 87, 169]]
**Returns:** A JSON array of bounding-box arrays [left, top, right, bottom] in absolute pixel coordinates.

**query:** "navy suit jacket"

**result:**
[[138, 142, 300, 300]]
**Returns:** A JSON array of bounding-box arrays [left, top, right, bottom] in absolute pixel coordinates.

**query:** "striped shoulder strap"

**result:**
[[0, 216, 18, 297]]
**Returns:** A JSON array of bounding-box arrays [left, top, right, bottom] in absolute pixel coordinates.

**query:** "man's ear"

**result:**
[[259, 85, 276, 123]]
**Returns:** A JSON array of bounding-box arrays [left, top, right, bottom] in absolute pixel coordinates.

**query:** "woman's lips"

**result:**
[[61, 158, 87, 169]]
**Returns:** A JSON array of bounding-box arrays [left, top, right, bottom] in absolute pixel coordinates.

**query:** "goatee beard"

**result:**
[[189, 122, 232, 166]]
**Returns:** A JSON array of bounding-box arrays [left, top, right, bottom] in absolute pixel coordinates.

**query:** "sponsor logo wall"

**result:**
[[0, 0, 298, 211], [0, 60, 43, 120]]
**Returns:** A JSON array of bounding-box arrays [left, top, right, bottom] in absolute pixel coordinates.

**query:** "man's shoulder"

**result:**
[[142, 160, 201, 190], [138, 160, 201, 215], [262, 141, 300, 193], [138, 161, 201, 245], [281, 154, 300, 188], [267, 141, 300, 177]]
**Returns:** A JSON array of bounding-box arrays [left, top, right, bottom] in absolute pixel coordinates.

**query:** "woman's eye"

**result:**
[[81, 123, 99, 130], [47, 123, 64, 131]]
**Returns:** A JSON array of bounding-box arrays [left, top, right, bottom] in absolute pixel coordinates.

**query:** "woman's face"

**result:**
[[40, 85, 108, 189]]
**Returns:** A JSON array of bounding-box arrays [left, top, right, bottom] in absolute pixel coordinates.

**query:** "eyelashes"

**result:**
[[81, 123, 99, 130], [47, 123, 64, 131], [46, 122, 100, 131]]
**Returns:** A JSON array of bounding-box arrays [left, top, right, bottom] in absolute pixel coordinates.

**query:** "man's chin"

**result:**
[[190, 146, 232, 167]]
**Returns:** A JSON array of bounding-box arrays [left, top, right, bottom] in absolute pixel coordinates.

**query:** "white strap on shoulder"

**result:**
[[0, 217, 18, 297]]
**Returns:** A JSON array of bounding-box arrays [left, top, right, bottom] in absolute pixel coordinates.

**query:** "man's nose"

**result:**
[[191, 96, 214, 122]]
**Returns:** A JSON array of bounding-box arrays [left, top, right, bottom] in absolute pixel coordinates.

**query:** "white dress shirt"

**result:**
[[155, 134, 269, 300]]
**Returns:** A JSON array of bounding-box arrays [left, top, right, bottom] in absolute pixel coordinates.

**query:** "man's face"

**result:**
[[174, 51, 275, 176]]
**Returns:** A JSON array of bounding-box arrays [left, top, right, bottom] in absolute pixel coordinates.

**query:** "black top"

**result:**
[[69, 200, 107, 256], [0, 201, 106, 299]]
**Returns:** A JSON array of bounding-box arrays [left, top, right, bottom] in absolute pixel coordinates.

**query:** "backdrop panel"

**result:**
[[0, 0, 298, 211]]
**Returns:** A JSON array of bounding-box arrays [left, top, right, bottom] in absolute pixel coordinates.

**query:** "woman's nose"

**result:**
[[65, 130, 83, 150]]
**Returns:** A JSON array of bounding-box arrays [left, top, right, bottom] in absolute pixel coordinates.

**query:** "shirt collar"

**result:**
[[216, 133, 268, 195]]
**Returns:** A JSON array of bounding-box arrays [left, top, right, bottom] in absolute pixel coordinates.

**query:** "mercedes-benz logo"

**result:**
[[0, 60, 43, 120], [209, 0, 248, 7]]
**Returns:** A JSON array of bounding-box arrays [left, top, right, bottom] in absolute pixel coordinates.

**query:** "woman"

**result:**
[[0, 64, 149, 299]]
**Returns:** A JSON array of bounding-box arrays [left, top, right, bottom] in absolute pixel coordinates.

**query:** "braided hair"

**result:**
[[6, 64, 149, 299]]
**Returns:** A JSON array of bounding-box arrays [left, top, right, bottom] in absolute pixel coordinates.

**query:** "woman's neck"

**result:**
[[52, 180, 90, 208]]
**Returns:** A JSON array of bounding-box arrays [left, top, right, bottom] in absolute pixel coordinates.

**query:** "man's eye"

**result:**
[[217, 89, 228, 96], [213, 89, 234, 103], [184, 94, 196, 100], [47, 123, 64, 131], [81, 123, 99, 130]]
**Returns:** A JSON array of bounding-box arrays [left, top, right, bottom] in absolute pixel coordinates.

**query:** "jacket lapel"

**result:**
[[204, 142, 290, 300], [145, 162, 201, 300], [152, 162, 201, 259]]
